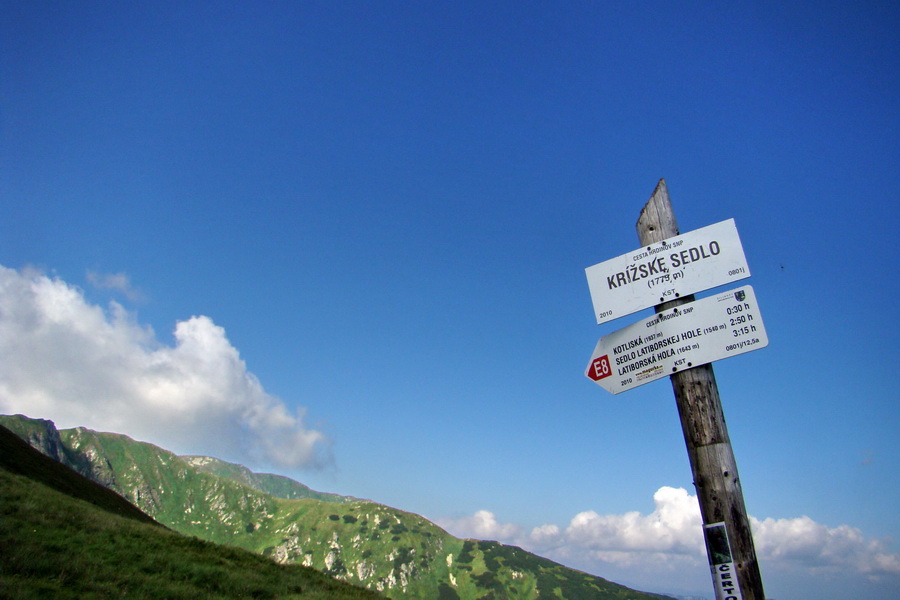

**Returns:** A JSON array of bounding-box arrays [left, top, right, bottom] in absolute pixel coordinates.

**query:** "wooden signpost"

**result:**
[[585, 180, 766, 600]]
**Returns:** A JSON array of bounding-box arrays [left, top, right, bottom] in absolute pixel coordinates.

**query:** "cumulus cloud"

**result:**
[[0, 265, 331, 469], [441, 487, 702, 559], [441, 510, 525, 542], [560, 486, 704, 557], [752, 515, 900, 576], [439, 486, 900, 589]]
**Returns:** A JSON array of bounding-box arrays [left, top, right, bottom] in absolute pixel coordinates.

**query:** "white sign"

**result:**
[[585, 219, 750, 324], [585, 286, 767, 394]]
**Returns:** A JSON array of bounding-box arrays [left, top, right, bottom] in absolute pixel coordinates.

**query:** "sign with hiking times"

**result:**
[[585, 286, 768, 394], [585, 219, 750, 324]]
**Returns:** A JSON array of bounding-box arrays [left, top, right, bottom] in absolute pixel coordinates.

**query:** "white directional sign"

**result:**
[[585, 285, 768, 394], [585, 219, 750, 324]]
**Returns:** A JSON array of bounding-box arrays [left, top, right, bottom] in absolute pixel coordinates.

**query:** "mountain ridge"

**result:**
[[0, 421, 159, 527], [1, 413, 675, 600], [181, 454, 357, 504], [0, 422, 382, 599]]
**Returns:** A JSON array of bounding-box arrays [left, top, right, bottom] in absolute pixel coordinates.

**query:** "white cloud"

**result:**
[[752, 515, 900, 576], [438, 486, 900, 596], [0, 265, 331, 469], [560, 486, 704, 556], [440, 510, 524, 541], [436, 487, 708, 595], [441, 486, 704, 560]]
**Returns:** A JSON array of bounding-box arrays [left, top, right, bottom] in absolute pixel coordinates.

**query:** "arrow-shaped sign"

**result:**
[[586, 285, 768, 394]]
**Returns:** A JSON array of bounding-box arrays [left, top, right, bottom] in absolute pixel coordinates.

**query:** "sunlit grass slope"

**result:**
[[1, 415, 673, 600], [0, 424, 381, 600]]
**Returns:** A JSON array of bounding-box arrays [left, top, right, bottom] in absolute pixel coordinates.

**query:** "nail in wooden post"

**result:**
[[637, 179, 766, 600]]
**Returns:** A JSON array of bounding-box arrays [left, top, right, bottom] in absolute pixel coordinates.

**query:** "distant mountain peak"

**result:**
[[180, 453, 355, 503]]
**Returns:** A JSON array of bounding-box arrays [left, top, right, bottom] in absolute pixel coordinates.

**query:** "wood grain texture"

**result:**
[[637, 179, 765, 600]]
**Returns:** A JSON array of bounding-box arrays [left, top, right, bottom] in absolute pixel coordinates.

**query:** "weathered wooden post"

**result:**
[[636, 179, 765, 600]]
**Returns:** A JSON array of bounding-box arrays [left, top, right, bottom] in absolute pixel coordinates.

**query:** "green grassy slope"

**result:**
[[0, 423, 158, 526], [1, 414, 673, 600], [0, 429, 382, 599]]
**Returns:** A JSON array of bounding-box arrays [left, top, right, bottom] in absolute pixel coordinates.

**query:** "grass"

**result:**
[[0, 422, 159, 527], [0, 435, 383, 600], [1, 417, 675, 600]]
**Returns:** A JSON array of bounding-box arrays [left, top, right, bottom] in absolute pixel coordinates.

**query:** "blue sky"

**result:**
[[2, 2, 898, 599]]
